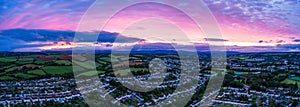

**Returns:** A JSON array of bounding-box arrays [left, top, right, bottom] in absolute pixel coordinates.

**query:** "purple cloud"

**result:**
[[203, 0, 300, 35], [0, 0, 95, 30]]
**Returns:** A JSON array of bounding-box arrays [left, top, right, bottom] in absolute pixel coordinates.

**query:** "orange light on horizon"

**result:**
[[40, 42, 75, 50]]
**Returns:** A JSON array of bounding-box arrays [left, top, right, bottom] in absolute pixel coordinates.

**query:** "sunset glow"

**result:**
[[0, 0, 299, 52]]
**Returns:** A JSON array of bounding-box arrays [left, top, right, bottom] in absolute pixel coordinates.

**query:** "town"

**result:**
[[0, 52, 299, 106]]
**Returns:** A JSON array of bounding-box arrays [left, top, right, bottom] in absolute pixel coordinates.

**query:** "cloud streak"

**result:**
[[0, 0, 95, 30], [0, 28, 142, 51]]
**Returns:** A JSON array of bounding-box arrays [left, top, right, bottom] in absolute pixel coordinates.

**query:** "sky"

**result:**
[[0, 0, 300, 52]]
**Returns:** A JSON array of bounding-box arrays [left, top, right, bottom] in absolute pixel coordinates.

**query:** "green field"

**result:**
[[0, 64, 89, 81], [34, 60, 54, 64], [42, 66, 73, 75], [73, 60, 95, 69], [97, 60, 108, 65], [16, 61, 33, 64], [234, 71, 249, 75], [28, 69, 46, 75], [114, 68, 148, 76], [0, 53, 113, 81], [72, 66, 87, 72], [55, 60, 72, 65], [76, 70, 105, 77], [0, 64, 16, 70], [19, 55, 39, 58], [289, 76, 300, 81], [0, 57, 17, 62], [0, 76, 15, 80], [5, 67, 15, 72], [281, 78, 300, 88], [234, 55, 249, 60], [14, 73, 36, 79], [220, 105, 237, 107], [212, 68, 227, 71]]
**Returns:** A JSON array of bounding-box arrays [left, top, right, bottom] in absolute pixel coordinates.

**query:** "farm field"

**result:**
[[42, 66, 73, 75], [281, 78, 300, 88], [289, 76, 300, 81], [0, 53, 103, 81], [75, 70, 106, 77], [0, 53, 164, 80], [28, 69, 46, 75]]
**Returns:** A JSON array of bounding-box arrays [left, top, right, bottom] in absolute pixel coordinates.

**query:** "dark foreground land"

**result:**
[[0, 52, 299, 106]]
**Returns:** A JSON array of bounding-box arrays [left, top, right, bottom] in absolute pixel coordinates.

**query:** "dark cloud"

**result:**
[[97, 31, 141, 43], [130, 43, 210, 53], [0, 29, 141, 43], [276, 44, 300, 49], [293, 39, 300, 42], [0, 29, 75, 42], [0, 28, 142, 51], [289, 37, 296, 39], [259, 39, 290, 44], [131, 43, 175, 51], [204, 38, 228, 42], [0, 36, 49, 51], [276, 40, 285, 43], [226, 46, 278, 52]]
